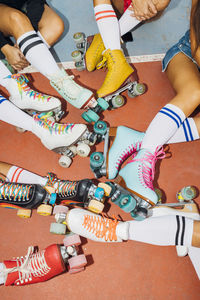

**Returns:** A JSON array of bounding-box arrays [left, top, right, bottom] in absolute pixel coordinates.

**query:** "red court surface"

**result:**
[[0, 61, 200, 299]]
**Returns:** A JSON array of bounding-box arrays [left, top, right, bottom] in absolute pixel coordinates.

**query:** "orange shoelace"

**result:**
[[82, 213, 118, 241]]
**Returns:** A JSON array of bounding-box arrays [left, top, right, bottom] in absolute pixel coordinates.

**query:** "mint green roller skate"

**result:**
[[90, 125, 144, 179]]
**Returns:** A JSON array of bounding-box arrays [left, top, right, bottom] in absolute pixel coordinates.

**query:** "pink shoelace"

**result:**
[[129, 147, 166, 190], [115, 141, 142, 170]]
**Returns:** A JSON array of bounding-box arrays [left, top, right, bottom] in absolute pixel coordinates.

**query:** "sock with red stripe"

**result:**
[[94, 4, 121, 50], [6, 166, 47, 185]]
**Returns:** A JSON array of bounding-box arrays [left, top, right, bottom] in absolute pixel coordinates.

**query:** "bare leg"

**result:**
[[192, 221, 200, 247]]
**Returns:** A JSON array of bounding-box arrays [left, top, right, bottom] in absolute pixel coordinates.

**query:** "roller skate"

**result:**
[[50, 207, 129, 242], [45, 172, 106, 213], [0, 240, 87, 285], [150, 186, 200, 257], [32, 112, 97, 168], [71, 32, 105, 72], [0, 179, 57, 218], [90, 124, 144, 179], [81, 49, 146, 123], [3, 74, 63, 121]]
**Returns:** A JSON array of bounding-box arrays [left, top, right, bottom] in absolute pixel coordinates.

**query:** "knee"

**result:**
[[53, 17, 65, 41], [8, 10, 31, 35], [190, 85, 200, 104]]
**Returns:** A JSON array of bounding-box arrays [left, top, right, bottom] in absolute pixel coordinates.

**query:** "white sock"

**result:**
[[37, 31, 51, 49], [0, 60, 12, 88], [0, 95, 34, 131], [94, 4, 121, 50], [142, 104, 186, 152], [6, 166, 47, 185], [128, 215, 193, 246], [17, 31, 60, 77], [188, 246, 200, 280], [119, 5, 141, 37], [0, 263, 5, 285], [168, 118, 199, 143]]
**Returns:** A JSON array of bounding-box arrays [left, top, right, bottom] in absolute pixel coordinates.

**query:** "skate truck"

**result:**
[[1, 239, 87, 286], [70, 32, 146, 123], [0, 173, 108, 218]]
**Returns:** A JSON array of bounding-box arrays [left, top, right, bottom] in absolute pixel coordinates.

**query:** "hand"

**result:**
[[1, 44, 30, 71], [130, 0, 158, 21]]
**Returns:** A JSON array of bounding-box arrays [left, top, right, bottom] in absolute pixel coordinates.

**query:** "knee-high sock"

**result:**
[[167, 118, 199, 143], [128, 215, 193, 246], [6, 165, 47, 185], [188, 247, 200, 279], [119, 5, 141, 36], [94, 4, 121, 50], [142, 104, 186, 152], [17, 31, 60, 77], [0, 95, 34, 131]]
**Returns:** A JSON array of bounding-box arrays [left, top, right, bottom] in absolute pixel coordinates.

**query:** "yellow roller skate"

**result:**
[[97, 49, 136, 98], [85, 34, 105, 72]]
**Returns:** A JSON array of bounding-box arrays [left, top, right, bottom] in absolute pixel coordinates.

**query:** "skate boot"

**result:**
[[0, 242, 87, 285], [51, 207, 129, 242], [90, 125, 144, 179], [4, 74, 63, 121], [32, 112, 95, 167], [48, 68, 95, 109], [85, 34, 105, 72], [0, 180, 56, 218], [96, 49, 134, 98], [45, 173, 106, 213], [115, 147, 166, 219]]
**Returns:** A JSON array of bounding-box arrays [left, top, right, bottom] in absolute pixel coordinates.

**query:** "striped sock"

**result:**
[[17, 31, 60, 77], [94, 4, 121, 50], [142, 104, 186, 152], [6, 166, 47, 185], [168, 118, 199, 143], [119, 4, 141, 36]]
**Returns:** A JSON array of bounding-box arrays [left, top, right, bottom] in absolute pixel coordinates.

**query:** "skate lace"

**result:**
[[129, 147, 165, 190], [46, 173, 77, 197], [51, 72, 81, 99], [115, 141, 142, 170], [96, 57, 107, 69], [82, 213, 118, 241], [1, 246, 51, 284], [9, 74, 51, 102], [0, 181, 31, 201], [33, 112, 74, 134]]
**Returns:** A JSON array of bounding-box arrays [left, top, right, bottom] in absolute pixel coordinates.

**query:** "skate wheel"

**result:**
[[90, 152, 104, 169], [53, 205, 69, 215], [17, 209, 31, 218], [16, 127, 26, 133], [50, 222, 66, 235], [131, 207, 148, 221], [71, 50, 82, 62], [88, 199, 104, 214], [68, 266, 85, 274], [76, 143, 90, 157], [111, 95, 125, 108], [73, 32, 85, 43], [176, 246, 188, 257], [119, 194, 137, 213], [97, 98, 109, 110], [59, 155, 72, 168], [82, 111, 92, 123], [94, 120, 108, 135], [37, 204, 52, 216], [68, 145, 77, 156], [155, 188, 162, 203], [94, 187, 105, 200], [98, 183, 112, 197], [134, 83, 146, 95], [68, 254, 87, 269], [86, 109, 100, 123], [63, 233, 81, 246], [75, 61, 85, 71]]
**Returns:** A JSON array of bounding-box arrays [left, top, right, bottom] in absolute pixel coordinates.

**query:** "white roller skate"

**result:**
[[3, 74, 63, 121], [32, 112, 96, 167]]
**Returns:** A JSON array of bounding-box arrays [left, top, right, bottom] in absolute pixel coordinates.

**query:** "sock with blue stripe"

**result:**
[[142, 104, 186, 152], [0, 94, 34, 131], [17, 31, 60, 77], [168, 117, 199, 143]]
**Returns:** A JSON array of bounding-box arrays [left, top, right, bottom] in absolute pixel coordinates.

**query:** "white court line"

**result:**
[[20, 53, 165, 74]]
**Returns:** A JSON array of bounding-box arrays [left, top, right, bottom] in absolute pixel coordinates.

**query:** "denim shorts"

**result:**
[[162, 30, 197, 72]]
